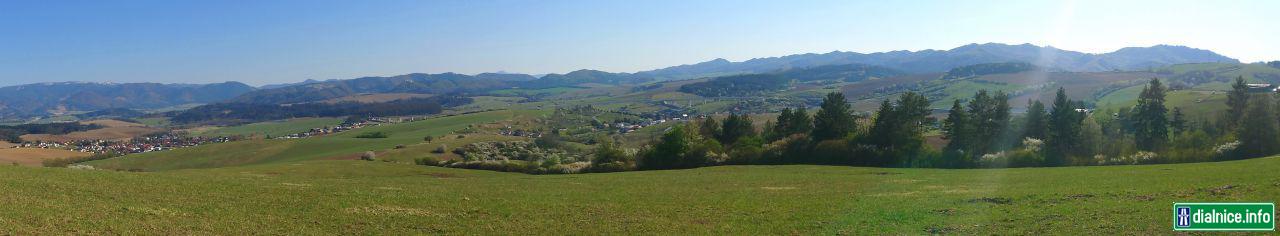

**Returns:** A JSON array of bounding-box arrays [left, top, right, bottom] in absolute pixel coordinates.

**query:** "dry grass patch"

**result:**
[[21, 119, 161, 142], [0, 148, 90, 166]]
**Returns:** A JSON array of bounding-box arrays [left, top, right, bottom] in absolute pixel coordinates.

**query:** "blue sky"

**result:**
[[1, 0, 1277, 86]]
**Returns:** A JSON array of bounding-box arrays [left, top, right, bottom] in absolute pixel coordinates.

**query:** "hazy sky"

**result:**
[[1, 0, 1277, 86]]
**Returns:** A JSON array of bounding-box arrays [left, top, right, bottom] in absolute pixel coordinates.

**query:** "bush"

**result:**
[[42, 152, 119, 168], [360, 151, 377, 161], [394, 144, 406, 149], [416, 156, 442, 166], [432, 145, 448, 154], [423, 136, 435, 143], [589, 161, 631, 173], [355, 132, 388, 139]]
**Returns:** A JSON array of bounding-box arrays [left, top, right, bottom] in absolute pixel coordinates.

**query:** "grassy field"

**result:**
[[194, 117, 345, 138], [4, 156, 1278, 234], [86, 110, 546, 171], [0, 148, 90, 166]]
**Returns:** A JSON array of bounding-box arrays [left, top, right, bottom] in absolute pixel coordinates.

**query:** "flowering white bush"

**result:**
[[1099, 151, 1158, 165], [1213, 141, 1240, 154], [1021, 138, 1043, 152]]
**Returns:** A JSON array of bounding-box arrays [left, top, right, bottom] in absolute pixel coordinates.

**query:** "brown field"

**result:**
[[320, 93, 433, 104], [0, 148, 90, 166], [0, 141, 15, 148], [20, 119, 162, 142]]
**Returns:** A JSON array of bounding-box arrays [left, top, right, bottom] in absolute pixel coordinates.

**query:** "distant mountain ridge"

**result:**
[[1, 43, 1245, 118], [0, 82, 255, 118], [638, 43, 1238, 80], [228, 70, 649, 104]]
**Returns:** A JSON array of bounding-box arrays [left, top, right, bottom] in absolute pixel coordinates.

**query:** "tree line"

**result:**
[[633, 77, 1280, 170], [0, 122, 103, 143]]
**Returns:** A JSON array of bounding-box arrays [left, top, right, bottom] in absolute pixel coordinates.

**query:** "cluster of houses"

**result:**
[[20, 133, 241, 155], [497, 128, 543, 138], [602, 114, 691, 134], [270, 121, 373, 139]]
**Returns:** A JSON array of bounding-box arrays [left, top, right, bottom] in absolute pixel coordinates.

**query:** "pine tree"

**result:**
[[1023, 100, 1048, 140], [964, 90, 1011, 155], [1046, 87, 1082, 166], [942, 99, 970, 153], [1226, 76, 1250, 131], [1133, 78, 1168, 151], [812, 92, 855, 142], [770, 108, 794, 141], [718, 113, 755, 145], [770, 106, 812, 141], [768, 107, 788, 141], [1170, 107, 1187, 135], [699, 116, 721, 139], [866, 92, 930, 166], [790, 106, 813, 136], [941, 99, 971, 167], [1236, 94, 1278, 159]]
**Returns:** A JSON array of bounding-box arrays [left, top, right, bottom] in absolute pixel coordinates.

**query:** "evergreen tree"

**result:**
[[991, 92, 1012, 150], [866, 92, 930, 166], [942, 99, 970, 153], [811, 92, 855, 142], [1236, 94, 1278, 159], [1023, 100, 1048, 140], [699, 117, 721, 139], [1226, 76, 1249, 131], [1046, 87, 1082, 166], [1133, 78, 1168, 151], [769, 106, 812, 141], [1170, 107, 1187, 135], [770, 108, 794, 141], [965, 90, 1011, 155], [718, 113, 755, 145], [942, 99, 972, 167], [789, 106, 813, 136]]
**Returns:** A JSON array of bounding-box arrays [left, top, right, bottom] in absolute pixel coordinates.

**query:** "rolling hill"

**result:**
[[0, 82, 254, 119]]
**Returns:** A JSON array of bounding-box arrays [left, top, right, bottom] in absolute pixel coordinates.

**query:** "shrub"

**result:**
[[589, 161, 631, 173], [360, 151, 377, 161], [355, 132, 388, 139], [423, 136, 435, 143], [42, 152, 119, 167], [394, 144, 406, 149], [432, 145, 448, 154]]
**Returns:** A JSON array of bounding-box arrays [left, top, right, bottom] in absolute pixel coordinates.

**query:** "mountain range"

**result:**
[[637, 43, 1238, 80], [0, 82, 254, 118], [0, 43, 1245, 119]]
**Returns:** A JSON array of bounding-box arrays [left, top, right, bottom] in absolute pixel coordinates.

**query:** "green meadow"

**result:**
[[4, 156, 1277, 234], [88, 110, 545, 171]]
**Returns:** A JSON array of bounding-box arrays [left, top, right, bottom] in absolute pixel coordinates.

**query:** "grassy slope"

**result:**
[[194, 117, 345, 138], [86, 110, 544, 171], [4, 157, 1279, 234]]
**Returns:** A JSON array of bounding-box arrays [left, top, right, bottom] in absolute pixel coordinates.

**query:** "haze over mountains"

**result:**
[[637, 43, 1238, 80], [0, 43, 1246, 119]]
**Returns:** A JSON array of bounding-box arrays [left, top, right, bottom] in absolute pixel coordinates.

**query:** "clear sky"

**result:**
[[1, 0, 1277, 86]]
